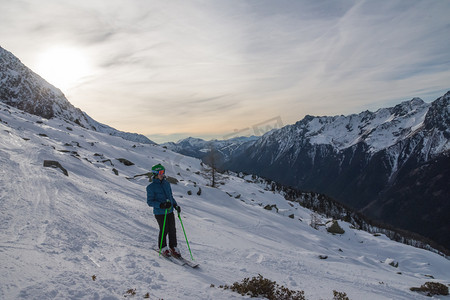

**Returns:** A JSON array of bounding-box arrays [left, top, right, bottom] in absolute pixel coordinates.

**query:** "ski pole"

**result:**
[[178, 211, 194, 261], [159, 207, 168, 256]]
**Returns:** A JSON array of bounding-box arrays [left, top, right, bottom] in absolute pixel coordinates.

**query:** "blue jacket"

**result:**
[[146, 177, 178, 215]]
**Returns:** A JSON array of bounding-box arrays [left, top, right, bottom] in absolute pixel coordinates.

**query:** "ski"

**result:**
[[174, 256, 199, 268], [153, 248, 199, 268]]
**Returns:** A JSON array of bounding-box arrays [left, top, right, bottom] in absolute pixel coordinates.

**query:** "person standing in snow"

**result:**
[[146, 164, 182, 258]]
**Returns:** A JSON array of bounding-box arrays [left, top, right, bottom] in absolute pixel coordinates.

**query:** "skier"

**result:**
[[147, 163, 182, 258]]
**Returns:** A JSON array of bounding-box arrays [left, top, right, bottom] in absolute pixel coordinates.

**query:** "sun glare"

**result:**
[[35, 46, 90, 91]]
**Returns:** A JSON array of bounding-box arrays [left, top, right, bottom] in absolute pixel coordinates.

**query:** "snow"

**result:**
[[1, 103, 450, 300], [305, 100, 431, 154]]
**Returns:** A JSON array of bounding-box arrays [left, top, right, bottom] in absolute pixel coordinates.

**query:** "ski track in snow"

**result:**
[[1, 103, 450, 300]]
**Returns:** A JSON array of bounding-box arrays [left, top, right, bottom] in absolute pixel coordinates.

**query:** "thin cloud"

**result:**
[[1, 0, 449, 141]]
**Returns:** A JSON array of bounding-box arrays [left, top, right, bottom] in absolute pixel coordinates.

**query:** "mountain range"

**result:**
[[167, 93, 450, 251], [1, 46, 450, 298], [163, 135, 259, 166]]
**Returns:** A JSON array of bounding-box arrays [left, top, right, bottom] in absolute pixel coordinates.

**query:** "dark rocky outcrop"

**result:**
[[43, 160, 68, 176]]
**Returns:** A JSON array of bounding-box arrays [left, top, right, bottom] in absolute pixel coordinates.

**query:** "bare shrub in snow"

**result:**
[[410, 282, 449, 296], [333, 290, 350, 300], [221, 274, 306, 300], [310, 213, 322, 230]]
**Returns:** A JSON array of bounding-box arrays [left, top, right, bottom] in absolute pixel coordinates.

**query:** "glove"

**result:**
[[174, 205, 181, 214], [159, 202, 172, 209]]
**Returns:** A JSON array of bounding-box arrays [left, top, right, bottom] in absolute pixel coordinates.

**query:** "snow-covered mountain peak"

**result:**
[[257, 96, 434, 154], [163, 135, 259, 163], [0, 46, 154, 145], [1, 46, 78, 119], [424, 91, 450, 132], [391, 97, 427, 117], [176, 136, 207, 147]]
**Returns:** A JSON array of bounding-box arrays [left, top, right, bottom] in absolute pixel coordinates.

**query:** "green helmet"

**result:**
[[151, 163, 165, 175]]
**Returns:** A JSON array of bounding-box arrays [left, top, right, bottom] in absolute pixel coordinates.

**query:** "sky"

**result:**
[[1, 0, 450, 143]]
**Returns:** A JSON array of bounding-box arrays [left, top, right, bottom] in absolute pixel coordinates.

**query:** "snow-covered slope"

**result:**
[[0, 46, 154, 145], [1, 102, 450, 300]]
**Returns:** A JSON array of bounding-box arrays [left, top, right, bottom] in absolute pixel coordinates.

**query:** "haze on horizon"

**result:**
[[1, 0, 449, 143]]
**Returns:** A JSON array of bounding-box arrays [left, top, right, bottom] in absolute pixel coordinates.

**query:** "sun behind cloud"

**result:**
[[35, 46, 91, 91]]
